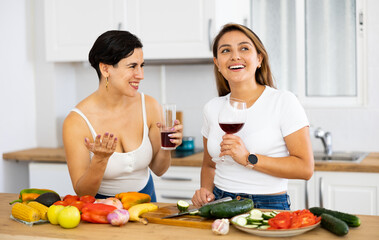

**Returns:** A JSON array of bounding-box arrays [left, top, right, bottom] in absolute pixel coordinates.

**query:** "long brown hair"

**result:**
[[212, 23, 275, 96]]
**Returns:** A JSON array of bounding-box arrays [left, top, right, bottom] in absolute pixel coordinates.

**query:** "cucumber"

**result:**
[[176, 200, 189, 212], [249, 209, 263, 219], [210, 199, 254, 218], [309, 207, 361, 227], [235, 216, 247, 226], [198, 199, 238, 218], [320, 213, 349, 236]]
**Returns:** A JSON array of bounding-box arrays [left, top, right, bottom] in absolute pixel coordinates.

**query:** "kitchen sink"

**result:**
[[314, 151, 368, 163]]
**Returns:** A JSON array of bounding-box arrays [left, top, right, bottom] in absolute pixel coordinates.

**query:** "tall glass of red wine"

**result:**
[[216, 97, 247, 163]]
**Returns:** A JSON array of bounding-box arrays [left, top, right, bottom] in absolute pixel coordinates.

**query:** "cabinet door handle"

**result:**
[[319, 177, 324, 208], [208, 18, 212, 51], [161, 176, 192, 181], [304, 180, 309, 209], [161, 195, 192, 200]]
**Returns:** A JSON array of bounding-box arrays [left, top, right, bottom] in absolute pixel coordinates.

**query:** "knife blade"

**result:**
[[161, 196, 233, 219]]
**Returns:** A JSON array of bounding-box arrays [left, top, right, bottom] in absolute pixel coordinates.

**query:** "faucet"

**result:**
[[314, 128, 333, 156]]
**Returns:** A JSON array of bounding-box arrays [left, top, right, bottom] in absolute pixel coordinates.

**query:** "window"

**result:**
[[251, 0, 366, 107]]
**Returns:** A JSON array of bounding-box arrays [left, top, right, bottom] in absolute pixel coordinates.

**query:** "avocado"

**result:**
[[35, 192, 61, 207]]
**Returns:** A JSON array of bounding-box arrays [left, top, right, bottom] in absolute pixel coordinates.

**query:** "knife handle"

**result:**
[[203, 196, 233, 206]]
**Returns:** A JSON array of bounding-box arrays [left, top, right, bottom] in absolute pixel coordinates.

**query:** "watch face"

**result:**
[[248, 154, 258, 165]]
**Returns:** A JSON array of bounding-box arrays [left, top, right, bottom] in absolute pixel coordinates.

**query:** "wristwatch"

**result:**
[[246, 154, 258, 169]]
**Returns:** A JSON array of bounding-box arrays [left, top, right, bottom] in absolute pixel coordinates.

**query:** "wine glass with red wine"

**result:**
[[216, 97, 247, 163]]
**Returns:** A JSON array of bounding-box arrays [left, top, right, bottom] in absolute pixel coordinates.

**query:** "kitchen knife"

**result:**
[[161, 196, 233, 219]]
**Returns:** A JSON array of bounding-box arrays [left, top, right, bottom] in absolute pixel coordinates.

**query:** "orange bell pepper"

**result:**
[[115, 192, 151, 209]]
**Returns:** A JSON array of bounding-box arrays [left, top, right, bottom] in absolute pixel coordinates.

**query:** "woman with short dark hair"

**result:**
[[63, 30, 183, 200]]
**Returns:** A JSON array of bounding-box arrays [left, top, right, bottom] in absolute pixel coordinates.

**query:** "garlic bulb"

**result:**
[[212, 218, 230, 235]]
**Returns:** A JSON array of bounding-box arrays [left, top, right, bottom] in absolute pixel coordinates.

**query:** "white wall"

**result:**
[[0, 0, 35, 192], [0, 0, 378, 192]]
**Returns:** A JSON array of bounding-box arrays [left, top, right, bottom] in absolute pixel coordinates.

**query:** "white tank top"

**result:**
[[71, 93, 153, 196]]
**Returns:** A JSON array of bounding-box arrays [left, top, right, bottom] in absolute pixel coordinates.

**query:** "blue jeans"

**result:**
[[95, 173, 157, 202], [213, 186, 291, 210]]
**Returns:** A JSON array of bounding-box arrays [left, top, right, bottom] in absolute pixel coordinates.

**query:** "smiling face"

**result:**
[[106, 48, 144, 96], [214, 30, 262, 87]]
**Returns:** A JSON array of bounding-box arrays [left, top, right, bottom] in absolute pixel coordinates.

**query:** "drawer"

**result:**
[[152, 166, 201, 203], [155, 189, 195, 203]]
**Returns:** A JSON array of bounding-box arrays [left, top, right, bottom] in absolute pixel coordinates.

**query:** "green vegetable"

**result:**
[[176, 200, 189, 212], [309, 207, 361, 227], [198, 200, 238, 218], [320, 213, 349, 236], [210, 199, 254, 218], [233, 210, 277, 228], [9, 188, 58, 205]]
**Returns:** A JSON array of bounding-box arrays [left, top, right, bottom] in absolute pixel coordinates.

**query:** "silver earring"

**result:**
[[106, 77, 109, 90]]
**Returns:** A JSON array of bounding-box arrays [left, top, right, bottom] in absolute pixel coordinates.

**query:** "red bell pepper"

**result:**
[[79, 195, 96, 204], [81, 203, 117, 224], [63, 194, 80, 204]]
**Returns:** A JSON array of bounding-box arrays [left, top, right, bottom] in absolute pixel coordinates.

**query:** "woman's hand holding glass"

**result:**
[[159, 104, 183, 150], [219, 134, 250, 166], [215, 98, 247, 164]]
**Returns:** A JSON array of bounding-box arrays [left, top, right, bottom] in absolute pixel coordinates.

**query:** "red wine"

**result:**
[[161, 131, 176, 148], [219, 123, 244, 134]]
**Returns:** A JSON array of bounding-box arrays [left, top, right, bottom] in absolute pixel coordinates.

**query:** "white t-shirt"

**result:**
[[201, 86, 309, 194]]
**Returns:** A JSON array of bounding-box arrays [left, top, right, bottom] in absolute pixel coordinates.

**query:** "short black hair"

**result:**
[[88, 30, 143, 79]]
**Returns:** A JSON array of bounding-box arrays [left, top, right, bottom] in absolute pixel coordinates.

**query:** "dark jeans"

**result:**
[[95, 173, 157, 202], [213, 186, 291, 210]]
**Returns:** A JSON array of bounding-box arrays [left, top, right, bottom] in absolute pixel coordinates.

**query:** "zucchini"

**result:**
[[309, 207, 361, 227], [320, 213, 349, 236], [176, 200, 189, 212], [198, 199, 238, 218], [210, 199, 254, 218]]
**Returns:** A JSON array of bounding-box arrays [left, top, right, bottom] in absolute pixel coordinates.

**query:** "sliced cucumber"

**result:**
[[235, 216, 248, 226], [258, 225, 270, 230], [262, 212, 274, 220], [177, 200, 190, 212], [235, 211, 278, 229], [249, 209, 263, 219], [244, 224, 259, 229]]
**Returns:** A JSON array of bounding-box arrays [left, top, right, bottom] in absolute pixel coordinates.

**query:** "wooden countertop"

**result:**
[[1, 193, 378, 239], [3, 148, 379, 173]]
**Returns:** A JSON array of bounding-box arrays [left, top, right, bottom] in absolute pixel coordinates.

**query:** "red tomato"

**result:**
[[69, 200, 87, 211], [63, 194, 80, 204], [290, 215, 302, 229], [53, 200, 69, 206], [299, 213, 317, 227], [79, 195, 96, 204]]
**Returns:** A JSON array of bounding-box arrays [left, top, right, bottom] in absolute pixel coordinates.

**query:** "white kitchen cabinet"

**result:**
[[312, 171, 379, 215], [152, 166, 201, 203], [126, 0, 251, 60], [45, 0, 126, 61], [287, 179, 311, 211], [45, 0, 251, 62], [29, 162, 75, 196]]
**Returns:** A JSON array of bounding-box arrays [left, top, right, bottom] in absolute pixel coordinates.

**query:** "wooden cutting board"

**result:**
[[141, 204, 213, 229]]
